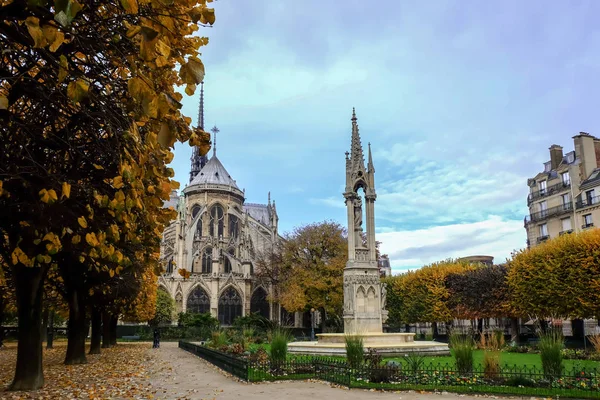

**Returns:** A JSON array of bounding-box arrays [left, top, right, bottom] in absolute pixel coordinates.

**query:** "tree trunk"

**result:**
[[432, 322, 439, 338], [47, 310, 54, 349], [102, 311, 111, 348], [64, 287, 88, 365], [9, 266, 48, 391], [109, 314, 118, 346], [510, 317, 519, 344], [41, 306, 49, 342], [89, 306, 102, 355], [477, 318, 484, 334]]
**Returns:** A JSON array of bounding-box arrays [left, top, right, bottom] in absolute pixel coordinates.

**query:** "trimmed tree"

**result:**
[[0, 0, 214, 389]]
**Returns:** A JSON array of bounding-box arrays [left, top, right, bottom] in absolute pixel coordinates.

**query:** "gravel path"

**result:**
[[148, 342, 490, 400]]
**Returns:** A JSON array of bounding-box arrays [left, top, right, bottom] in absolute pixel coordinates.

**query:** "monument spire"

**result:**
[[211, 125, 220, 157], [189, 82, 209, 182], [350, 108, 365, 173]]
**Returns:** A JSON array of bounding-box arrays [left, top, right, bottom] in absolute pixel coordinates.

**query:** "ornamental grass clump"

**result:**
[[588, 333, 600, 357], [538, 326, 564, 379], [479, 330, 504, 379], [270, 328, 291, 364], [345, 334, 364, 369], [449, 330, 474, 375], [210, 329, 228, 349]]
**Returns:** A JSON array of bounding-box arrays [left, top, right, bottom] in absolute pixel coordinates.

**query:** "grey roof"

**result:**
[[244, 203, 271, 226], [189, 156, 239, 189]]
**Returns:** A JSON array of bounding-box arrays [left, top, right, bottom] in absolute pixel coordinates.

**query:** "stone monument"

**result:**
[[288, 109, 449, 356]]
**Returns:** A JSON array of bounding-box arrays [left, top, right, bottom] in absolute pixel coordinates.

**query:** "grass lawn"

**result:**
[[249, 343, 600, 370], [387, 349, 600, 370]]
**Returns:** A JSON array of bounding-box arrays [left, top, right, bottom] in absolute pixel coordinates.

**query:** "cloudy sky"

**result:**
[[170, 0, 600, 274]]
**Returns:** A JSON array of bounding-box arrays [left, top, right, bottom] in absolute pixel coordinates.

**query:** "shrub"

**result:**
[[505, 375, 536, 387], [403, 352, 425, 374], [248, 347, 269, 364], [178, 312, 219, 329], [449, 330, 473, 375], [233, 313, 275, 333], [270, 328, 291, 364], [209, 329, 228, 348], [364, 348, 382, 367], [538, 327, 564, 379], [345, 335, 364, 369]]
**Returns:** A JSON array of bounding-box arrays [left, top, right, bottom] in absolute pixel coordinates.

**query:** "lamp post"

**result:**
[[310, 308, 315, 341]]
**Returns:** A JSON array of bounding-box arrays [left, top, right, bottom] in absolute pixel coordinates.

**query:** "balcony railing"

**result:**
[[559, 229, 573, 236], [576, 195, 600, 209], [536, 235, 549, 244], [582, 222, 594, 229], [524, 202, 573, 225], [527, 181, 570, 205]]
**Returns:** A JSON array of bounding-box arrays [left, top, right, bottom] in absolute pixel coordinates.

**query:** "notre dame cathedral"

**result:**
[[157, 84, 295, 326]]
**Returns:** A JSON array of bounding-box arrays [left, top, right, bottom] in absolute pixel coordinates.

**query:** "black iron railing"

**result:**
[[577, 196, 600, 210], [525, 203, 573, 225], [528, 182, 570, 205], [179, 342, 600, 398]]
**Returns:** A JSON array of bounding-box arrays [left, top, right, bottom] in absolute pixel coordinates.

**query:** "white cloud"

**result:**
[[308, 197, 345, 209], [378, 215, 525, 273]]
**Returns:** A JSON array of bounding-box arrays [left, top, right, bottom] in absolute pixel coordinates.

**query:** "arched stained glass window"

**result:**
[[187, 286, 210, 314], [210, 205, 224, 237], [218, 287, 242, 325], [250, 288, 269, 319]]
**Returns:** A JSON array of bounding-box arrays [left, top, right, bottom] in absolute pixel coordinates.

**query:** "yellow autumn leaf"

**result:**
[[185, 84, 196, 96], [25, 17, 45, 48], [157, 122, 175, 148], [85, 232, 99, 247], [179, 56, 205, 85], [0, 96, 8, 110], [61, 182, 71, 199], [58, 55, 68, 84], [113, 176, 124, 189], [156, 40, 171, 58], [200, 8, 216, 25], [120, 0, 138, 14], [77, 216, 87, 228], [19, 221, 30, 227], [109, 269, 115, 278], [170, 180, 180, 190], [48, 189, 58, 203], [67, 79, 89, 104], [72, 235, 81, 244], [93, 163, 104, 170]]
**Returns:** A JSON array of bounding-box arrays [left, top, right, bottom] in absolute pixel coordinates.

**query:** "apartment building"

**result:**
[[525, 132, 600, 247]]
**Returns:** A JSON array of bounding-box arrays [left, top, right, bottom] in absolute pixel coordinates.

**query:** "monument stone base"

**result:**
[[288, 332, 450, 357]]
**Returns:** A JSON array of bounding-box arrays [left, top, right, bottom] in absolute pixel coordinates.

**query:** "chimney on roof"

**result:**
[[549, 144, 563, 170]]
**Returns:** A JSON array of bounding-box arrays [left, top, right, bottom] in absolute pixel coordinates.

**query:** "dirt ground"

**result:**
[[148, 342, 493, 400]]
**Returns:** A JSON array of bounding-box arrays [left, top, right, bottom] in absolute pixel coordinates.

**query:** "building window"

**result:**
[[539, 224, 548, 237], [202, 247, 212, 273], [210, 205, 224, 237], [166, 259, 174, 274], [250, 287, 270, 319], [539, 200, 548, 217], [562, 172, 570, 185], [586, 190, 596, 206], [561, 217, 572, 233], [187, 286, 210, 314], [561, 193, 571, 210], [539, 180, 547, 194], [192, 205, 201, 219], [218, 287, 243, 325], [583, 214, 593, 229]]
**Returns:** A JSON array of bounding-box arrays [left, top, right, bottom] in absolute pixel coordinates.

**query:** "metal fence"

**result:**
[[179, 341, 248, 380], [179, 341, 600, 398]]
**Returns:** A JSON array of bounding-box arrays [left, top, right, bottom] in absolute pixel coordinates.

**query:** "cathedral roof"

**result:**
[[189, 155, 239, 189], [244, 203, 271, 226]]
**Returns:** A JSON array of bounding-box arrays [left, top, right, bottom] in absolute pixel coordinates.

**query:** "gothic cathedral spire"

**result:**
[[190, 82, 209, 182]]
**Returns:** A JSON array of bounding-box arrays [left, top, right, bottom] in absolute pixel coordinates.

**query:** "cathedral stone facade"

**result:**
[[157, 85, 285, 326]]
